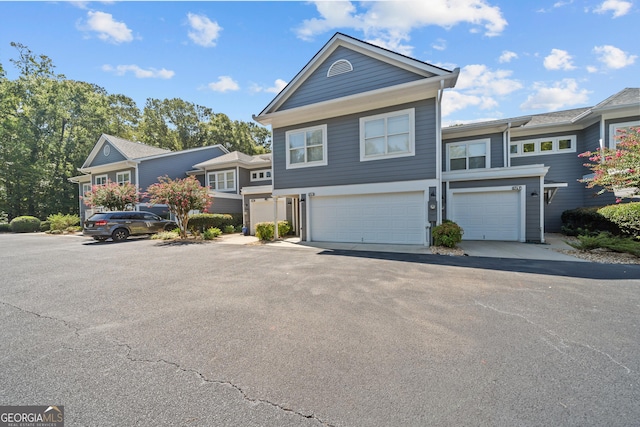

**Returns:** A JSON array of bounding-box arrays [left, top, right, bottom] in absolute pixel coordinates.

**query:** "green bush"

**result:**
[[255, 221, 292, 241], [597, 202, 640, 237], [9, 216, 42, 233], [560, 207, 619, 236], [151, 230, 180, 240], [432, 220, 464, 248], [188, 213, 235, 234], [40, 221, 51, 232], [203, 227, 222, 240], [223, 225, 236, 234], [47, 213, 80, 231], [0, 211, 8, 223], [235, 224, 244, 233], [0, 223, 12, 232], [567, 232, 640, 257]]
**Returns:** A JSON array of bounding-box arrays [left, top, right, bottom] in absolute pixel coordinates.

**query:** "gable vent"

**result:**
[[327, 59, 353, 77]]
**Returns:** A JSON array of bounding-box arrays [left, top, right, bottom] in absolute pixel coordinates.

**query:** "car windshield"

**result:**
[[88, 213, 110, 221]]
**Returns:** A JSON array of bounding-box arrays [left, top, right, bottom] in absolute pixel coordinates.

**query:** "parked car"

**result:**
[[83, 211, 177, 242]]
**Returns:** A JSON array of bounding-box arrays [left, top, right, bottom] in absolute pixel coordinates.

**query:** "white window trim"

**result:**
[[510, 135, 576, 157], [359, 108, 415, 162], [250, 169, 272, 182], [609, 120, 640, 148], [116, 171, 131, 185], [285, 124, 328, 169], [446, 138, 491, 171], [82, 183, 92, 196], [94, 174, 108, 185], [207, 169, 237, 192]]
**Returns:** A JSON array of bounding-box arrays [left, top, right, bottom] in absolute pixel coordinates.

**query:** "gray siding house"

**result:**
[[70, 134, 228, 219], [253, 32, 639, 245]]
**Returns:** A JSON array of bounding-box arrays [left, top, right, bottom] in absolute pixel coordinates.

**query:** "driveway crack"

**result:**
[[118, 343, 336, 427], [1, 300, 81, 338]]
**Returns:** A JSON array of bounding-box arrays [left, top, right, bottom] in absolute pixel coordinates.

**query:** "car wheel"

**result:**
[[111, 228, 129, 242]]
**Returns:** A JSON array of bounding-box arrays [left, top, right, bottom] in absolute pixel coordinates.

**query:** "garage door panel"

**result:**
[[452, 190, 520, 241], [310, 192, 425, 245]]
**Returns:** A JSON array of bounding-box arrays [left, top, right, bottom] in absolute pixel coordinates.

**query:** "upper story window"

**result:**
[[447, 139, 490, 171], [286, 124, 328, 169], [116, 171, 131, 185], [208, 170, 236, 192], [250, 169, 272, 182], [510, 135, 576, 157], [327, 59, 353, 77], [610, 120, 639, 148], [360, 108, 415, 162], [94, 174, 108, 185]]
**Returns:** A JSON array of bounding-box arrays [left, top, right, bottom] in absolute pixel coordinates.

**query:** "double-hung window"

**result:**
[[610, 121, 639, 148], [94, 174, 108, 185], [286, 125, 327, 169], [208, 170, 236, 192], [116, 171, 131, 185], [360, 108, 415, 161], [447, 139, 490, 171]]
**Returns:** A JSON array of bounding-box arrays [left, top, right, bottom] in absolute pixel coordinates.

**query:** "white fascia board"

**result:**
[[68, 174, 91, 183], [544, 182, 568, 188], [443, 164, 549, 182], [210, 191, 242, 200], [78, 160, 139, 175], [443, 118, 531, 139], [241, 185, 273, 195], [255, 75, 455, 128], [196, 159, 271, 170], [272, 179, 438, 198]]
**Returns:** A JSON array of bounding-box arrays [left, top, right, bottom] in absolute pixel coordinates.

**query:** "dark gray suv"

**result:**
[[83, 211, 177, 242]]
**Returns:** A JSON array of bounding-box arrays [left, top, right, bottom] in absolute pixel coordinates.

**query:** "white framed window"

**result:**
[[208, 170, 236, 192], [94, 174, 108, 185], [447, 139, 490, 171], [82, 183, 92, 196], [286, 124, 328, 169], [360, 108, 415, 161], [250, 169, 272, 182], [610, 120, 640, 148], [116, 171, 131, 185], [510, 135, 576, 157]]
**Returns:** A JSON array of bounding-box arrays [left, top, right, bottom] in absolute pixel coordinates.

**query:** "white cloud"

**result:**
[[520, 79, 590, 111], [593, 45, 637, 69], [295, 0, 507, 55], [207, 76, 239, 92], [498, 50, 518, 63], [543, 49, 576, 70], [587, 65, 599, 73], [80, 11, 133, 44], [593, 0, 633, 17], [102, 64, 174, 79], [250, 79, 288, 94], [432, 38, 447, 51], [187, 13, 222, 47]]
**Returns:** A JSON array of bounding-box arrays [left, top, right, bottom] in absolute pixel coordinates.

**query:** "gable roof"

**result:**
[[254, 32, 459, 126], [81, 134, 170, 169], [193, 151, 271, 170]]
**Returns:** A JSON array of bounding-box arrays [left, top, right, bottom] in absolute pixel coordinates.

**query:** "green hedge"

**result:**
[[560, 207, 619, 236], [255, 221, 291, 241], [188, 213, 236, 234], [9, 216, 42, 233], [0, 223, 11, 233], [597, 202, 640, 237], [432, 220, 464, 248]]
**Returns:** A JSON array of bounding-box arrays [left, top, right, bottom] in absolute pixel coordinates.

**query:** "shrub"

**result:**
[[255, 220, 291, 241], [188, 213, 235, 234], [597, 202, 640, 237], [223, 225, 236, 234], [0, 223, 11, 232], [40, 221, 51, 232], [560, 207, 619, 235], [47, 213, 81, 232], [0, 211, 8, 224], [235, 224, 244, 233], [151, 230, 180, 240], [203, 227, 222, 240], [9, 216, 41, 233], [432, 220, 464, 248], [567, 232, 640, 257]]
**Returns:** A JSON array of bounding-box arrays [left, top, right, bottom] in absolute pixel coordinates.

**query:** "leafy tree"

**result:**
[[82, 181, 140, 211], [580, 127, 640, 201], [146, 176, 211, 239]]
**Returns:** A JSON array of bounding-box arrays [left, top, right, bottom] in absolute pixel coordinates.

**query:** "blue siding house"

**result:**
[[254, 32, 639, 245]]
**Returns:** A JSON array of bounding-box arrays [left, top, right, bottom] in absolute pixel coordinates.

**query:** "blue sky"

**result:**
[[1, 1, 638, 126]]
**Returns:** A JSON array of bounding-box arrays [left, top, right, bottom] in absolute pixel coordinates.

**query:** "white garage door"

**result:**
[[250, 198, 287, 235], [309, 192, 425, 245], [451, 189, 521, 241]]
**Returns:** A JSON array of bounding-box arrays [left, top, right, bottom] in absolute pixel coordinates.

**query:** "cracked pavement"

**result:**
[[1, 233, 639, 426]]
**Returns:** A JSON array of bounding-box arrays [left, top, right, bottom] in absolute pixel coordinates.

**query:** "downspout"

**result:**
[[135, 161, 140, 211], [435, 79, 444, 225], [503, 122, 511, 167]]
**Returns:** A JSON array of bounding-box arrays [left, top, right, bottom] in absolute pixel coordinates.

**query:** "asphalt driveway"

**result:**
[[1, 233, 639, 426]]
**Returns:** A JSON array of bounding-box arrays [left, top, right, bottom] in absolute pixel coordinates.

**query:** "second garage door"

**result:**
[[450, 189, 522, 241], [309, 192, 425, 245]]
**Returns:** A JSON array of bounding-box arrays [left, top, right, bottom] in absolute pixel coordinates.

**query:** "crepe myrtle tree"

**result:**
[[580, 127, 640, 201], [82, 181, 140, 211], [146, 175, 211, 239]]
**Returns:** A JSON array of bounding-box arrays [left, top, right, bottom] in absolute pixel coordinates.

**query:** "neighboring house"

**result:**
[[70, 134, 228, 219], [253, 32, 639, 245]]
